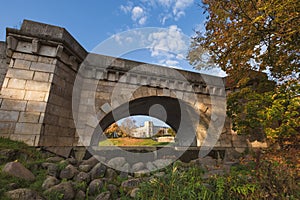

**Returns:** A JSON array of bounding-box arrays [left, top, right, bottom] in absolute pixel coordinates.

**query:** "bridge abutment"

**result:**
[[0, 20, 87, 155]]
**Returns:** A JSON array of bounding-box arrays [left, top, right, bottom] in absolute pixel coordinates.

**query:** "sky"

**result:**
[[0, 0, 225, 127]]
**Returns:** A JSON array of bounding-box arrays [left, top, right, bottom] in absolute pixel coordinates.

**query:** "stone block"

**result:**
[[26, 101, 47, 112], [14, 59, 31, 69], [7, 78, 26, 89], [19, 112, 40, 123], [0, 110, 19, 121], [30, 62, 55, 73], [48, 94, 64, 106], [0, 88, 26, 99], [33, 72, 50, 82], [12, 52, 38, 62], [25, 80, 50, 92], [24, 90, 46, 101], [10, 134, 40, 146], [52, 74, 66, 87], [2, 77, 9, 88], [15, 123, 42, 135], [0, 122, 15, 134], [44, 113, 59, 125], [6, 68, 34, 79], [38, 56, 56, 64], [1, 99, 27, 111]]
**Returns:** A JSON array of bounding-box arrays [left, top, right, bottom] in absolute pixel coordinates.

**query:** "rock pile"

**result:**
[[1, 153, 238, 200]]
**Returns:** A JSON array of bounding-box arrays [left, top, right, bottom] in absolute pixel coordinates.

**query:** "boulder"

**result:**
[[146, 162, 157, 171], [152, 159, 173, 169], [44, 163, 59, 177], [132, 162, 145, 172], [78, 164, 93, 172], [88, 179, 104, 196], [42, 176, 59, 190], [74, 171, 90, 183], [81, 156, 99, 168], [45, 182, 75, 200], [46, 156, 64, 163], [121, 178, 143, 192], [6, 188, 44, 200], [59, 164, 79, 180], [90, 163, 106, 179], [105, 168, 118, 180], [75, 190, 86, 200], [107, 157, 126, 169], [95, 191, 111, 200], [2, 162, 35, 181]]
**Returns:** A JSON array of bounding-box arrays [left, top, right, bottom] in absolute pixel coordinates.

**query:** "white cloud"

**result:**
[[173, 0, 193, 20], [112, 34, 123, 45], [120, 0, 194, 25], [148, 25, 188, 57], [131, 6, 144, 21], [158, 0, 172, 8], [120, 3, 133, 14], [146, 25, 189, 68], [138, 16, 147, 25]]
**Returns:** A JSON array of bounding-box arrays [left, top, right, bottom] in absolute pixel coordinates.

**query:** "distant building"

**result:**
[[131, 121, 169, 138]]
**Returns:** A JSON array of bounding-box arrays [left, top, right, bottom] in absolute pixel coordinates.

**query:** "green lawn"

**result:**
[[99, 137, 171, 146]]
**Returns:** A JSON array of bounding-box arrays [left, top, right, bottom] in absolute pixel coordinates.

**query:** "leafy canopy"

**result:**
[[189, 0, 300, 143]]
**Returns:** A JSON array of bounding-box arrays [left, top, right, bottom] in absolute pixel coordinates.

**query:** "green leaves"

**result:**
[[189, 0, 300, 144]]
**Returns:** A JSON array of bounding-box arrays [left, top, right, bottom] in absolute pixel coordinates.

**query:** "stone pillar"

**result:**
[[0, 20, 87, 154]]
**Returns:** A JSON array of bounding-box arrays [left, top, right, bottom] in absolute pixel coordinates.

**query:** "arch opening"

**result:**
[[91, 96, 204, 147], [99, 115, 176, 147]]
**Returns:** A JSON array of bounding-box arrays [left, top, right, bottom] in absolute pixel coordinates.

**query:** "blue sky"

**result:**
[[0, 1, 225, 127]]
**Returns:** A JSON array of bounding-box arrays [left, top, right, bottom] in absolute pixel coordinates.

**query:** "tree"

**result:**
[[189, 0, 299, 83], [119, 117, 137, 136], [189, 0, 300, 144], [104, 122, 126, 138], [167, 128, 176, 137]]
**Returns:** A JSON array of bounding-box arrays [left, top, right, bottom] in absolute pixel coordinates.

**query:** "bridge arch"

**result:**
[[91, 95, 208, 147]]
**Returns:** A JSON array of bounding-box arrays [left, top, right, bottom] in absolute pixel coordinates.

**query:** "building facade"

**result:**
[[131, 121, 169, 138]]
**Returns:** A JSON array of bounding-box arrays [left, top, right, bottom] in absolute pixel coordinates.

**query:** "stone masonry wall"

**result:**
[[0, 20, 87, 152], [0, 42, 8, 89]]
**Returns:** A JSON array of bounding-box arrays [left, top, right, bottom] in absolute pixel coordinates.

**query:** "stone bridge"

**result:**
[[0, 20, 249, 157]]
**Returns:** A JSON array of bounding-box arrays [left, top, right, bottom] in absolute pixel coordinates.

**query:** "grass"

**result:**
[[99, 137, 171, 146], [0, 137, 47, 199]]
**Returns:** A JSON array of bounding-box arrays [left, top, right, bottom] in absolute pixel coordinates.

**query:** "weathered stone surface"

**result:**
[[95, 191, 111, 200], [45, 182, 75, 200], [88, 179, 104, 196], [78, 164, 93, 172], [74, 171, 90, 183], [45, 163, 59, 177], [105, 168, 118, 180], [75, 190, 86, 200], [107, 184, 118, 193], [132, 162, 145, 172], [6, 188, 44, 200], [146, 162, 157, 171], [152, 159, 173, 169], [59, 164, 78, 180], [90, 163, 106, 179], [2, 162, 35, 181], [121, 178, 143, 192], [42, 176, 59, 190], [107, 157, 126, 169]]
